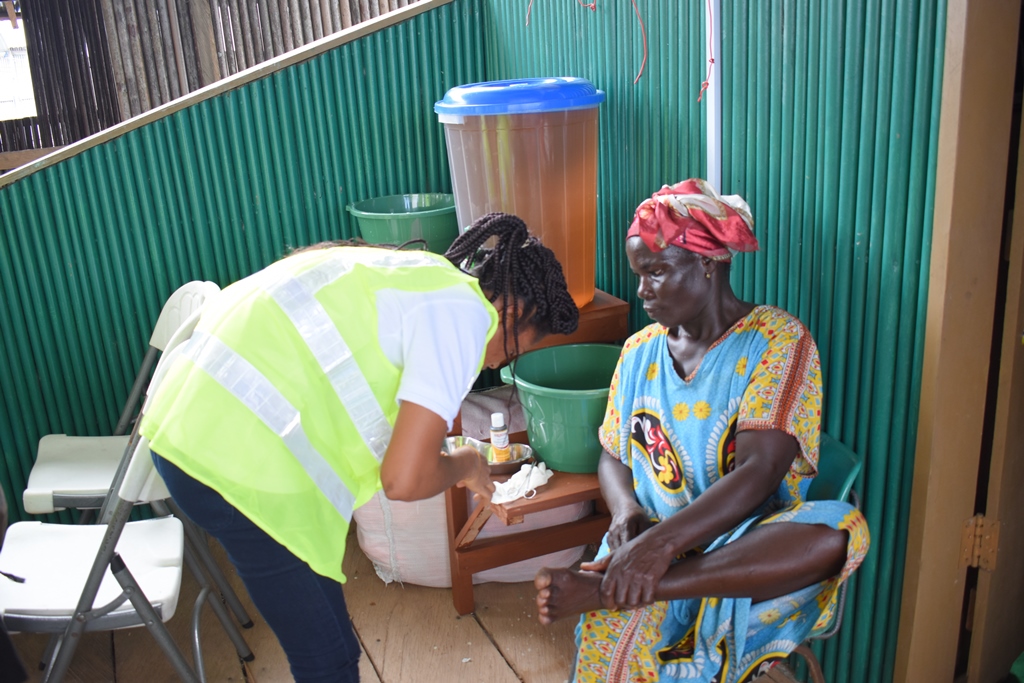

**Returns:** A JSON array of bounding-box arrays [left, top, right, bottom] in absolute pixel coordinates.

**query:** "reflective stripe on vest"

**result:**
[[257, 257, 391, 461], [183, 330, 356, 521]]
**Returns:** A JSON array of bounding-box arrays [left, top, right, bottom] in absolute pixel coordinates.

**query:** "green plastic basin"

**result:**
[[500, 343, 622, 473], [346, 193, 459, 254]]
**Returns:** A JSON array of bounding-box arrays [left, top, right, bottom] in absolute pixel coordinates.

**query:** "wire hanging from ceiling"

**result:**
[[696, 0, 715, 102], [524, 0, 648, 84]]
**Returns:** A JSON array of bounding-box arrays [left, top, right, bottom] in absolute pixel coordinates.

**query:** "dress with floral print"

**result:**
[[576, 306, 870, 683]]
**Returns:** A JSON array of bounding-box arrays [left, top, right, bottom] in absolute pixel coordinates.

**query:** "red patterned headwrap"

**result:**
[[627, 179, 758, 261]]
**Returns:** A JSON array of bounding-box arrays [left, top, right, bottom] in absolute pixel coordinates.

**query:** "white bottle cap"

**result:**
[[490, 412, 505, 429]]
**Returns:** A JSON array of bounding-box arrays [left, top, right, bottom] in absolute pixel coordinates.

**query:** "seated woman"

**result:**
[[535, 179, 870, 683]]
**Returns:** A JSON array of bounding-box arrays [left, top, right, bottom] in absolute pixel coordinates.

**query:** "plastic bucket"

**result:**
[[435, 78, 605, 307], [500, 343, 621, 473], [346, 193, 460, 254]]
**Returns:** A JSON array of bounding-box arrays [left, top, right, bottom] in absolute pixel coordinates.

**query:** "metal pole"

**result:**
[[705, 0, 722, 191]]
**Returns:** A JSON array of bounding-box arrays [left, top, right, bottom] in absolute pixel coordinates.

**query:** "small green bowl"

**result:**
[[347, 193, 459, 254]]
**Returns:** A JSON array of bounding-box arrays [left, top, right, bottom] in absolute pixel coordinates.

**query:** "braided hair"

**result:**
[[444, 212, 579, 362]]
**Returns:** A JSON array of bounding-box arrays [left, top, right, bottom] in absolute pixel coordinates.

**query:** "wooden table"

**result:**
[[533, 289, 630, 351], [443, 290, 626, 615], [444, 469, 610, 615]]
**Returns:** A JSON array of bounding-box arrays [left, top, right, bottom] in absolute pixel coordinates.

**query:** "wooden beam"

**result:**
[[895, 1, 1021, 680], [0, 147, 63, 172], [4, 1, 17, 28]]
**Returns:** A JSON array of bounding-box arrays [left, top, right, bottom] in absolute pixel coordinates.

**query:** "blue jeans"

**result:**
[[153, 454, 361, 683]]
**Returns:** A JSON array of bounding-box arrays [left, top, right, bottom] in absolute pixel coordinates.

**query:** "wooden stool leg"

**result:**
[[450, 564, 475, 615], [445, 487, 475, 615]]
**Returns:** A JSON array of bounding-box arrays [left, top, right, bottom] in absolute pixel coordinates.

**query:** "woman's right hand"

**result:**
[[607, 504, 652, 551], [452, 445, 495, 504]]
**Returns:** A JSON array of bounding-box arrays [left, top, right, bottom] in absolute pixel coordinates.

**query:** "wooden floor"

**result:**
[[8, 531, 805, 683], [9, 528, 580, 683]]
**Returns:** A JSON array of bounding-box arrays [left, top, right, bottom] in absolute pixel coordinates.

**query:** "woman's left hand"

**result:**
[[580, 532, 673, 610]]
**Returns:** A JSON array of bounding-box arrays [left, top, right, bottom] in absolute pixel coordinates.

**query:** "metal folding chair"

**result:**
[[0, 429, 244, 682], [22, 281, 253, 632]]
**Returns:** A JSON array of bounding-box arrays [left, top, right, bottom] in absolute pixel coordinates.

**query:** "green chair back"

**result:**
[[806, 433, 862, 503], [801, 432, 864, 646]]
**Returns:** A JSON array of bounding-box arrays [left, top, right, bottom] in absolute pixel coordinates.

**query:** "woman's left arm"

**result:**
[[587, 428, 797, 610], [379, 401, 495, 503]]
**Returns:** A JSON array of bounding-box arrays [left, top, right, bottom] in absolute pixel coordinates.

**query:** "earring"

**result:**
[[705, 272, 711, 279]]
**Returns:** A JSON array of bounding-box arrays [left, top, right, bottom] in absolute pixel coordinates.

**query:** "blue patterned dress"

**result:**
[[573, 306, 870, 683]]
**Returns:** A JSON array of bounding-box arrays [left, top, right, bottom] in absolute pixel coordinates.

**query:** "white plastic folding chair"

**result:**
[[0, 434, 208, 682], [21, 281, 254, 640], [2, 317, 253, 683]]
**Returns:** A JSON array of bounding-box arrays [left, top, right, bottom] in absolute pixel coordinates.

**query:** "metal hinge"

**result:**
[[960, 514, 1000, 571]]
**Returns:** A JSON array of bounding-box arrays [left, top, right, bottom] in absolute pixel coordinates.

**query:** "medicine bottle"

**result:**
[[490, 412, 511, 463]]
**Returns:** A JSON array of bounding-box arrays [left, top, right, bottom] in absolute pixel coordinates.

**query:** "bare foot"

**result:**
[[534, 567, 605, 625]]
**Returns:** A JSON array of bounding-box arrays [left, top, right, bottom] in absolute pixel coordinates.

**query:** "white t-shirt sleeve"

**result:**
[[376, 284, 493, 431]]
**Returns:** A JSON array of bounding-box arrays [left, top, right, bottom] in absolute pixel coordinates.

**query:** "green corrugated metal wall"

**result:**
[[0, 1, 487, 525], [0, 1, 945, 681], [481, 2, 945, 682]]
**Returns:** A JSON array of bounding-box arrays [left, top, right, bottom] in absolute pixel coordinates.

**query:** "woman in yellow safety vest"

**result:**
[[140, 212, 579, 683]]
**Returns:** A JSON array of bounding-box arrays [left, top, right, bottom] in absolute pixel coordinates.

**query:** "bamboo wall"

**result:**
[[0, 0, 121, 151], [0, 0, 427, 153], [100, 0, 427, 119]]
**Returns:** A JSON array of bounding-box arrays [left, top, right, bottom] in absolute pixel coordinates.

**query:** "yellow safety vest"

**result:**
[[140, 247, 498, 582]]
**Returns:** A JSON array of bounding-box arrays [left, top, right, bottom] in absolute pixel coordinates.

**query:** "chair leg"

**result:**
[[182, 544, 254, 661], [37, 633, 60, 671], [793, 643, 827, 683], [192, 587, 211, 683], [159, 499, 254, 628], [110, 553, 202, 683], [40, 632, 76, 683]]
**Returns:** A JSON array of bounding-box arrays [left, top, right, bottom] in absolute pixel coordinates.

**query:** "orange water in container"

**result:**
[[436, 79, 604, 308]]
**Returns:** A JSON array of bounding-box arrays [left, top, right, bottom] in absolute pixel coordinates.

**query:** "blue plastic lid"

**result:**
[[434, 77, 606, 117]]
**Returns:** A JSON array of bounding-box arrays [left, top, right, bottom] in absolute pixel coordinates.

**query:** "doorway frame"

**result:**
[[895, 0, 1021, 680]]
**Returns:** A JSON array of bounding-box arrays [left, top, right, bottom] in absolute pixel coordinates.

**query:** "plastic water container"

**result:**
[[435, 78, 605, 307]]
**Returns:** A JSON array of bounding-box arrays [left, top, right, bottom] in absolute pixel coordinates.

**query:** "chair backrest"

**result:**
[[112, 281, 219, 436], [101, 310, 202, 518], [131, 315, 200, 503], [149, 281, 220, 350], [806, 433, 862, 503], [146, 308, 202, 403], [117, 436, 166, 504]]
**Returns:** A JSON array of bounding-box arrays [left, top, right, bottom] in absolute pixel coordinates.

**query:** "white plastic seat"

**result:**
[[23, 435, 132, 515], [0, 437, 202, 682], [0, 517, 183, 628]]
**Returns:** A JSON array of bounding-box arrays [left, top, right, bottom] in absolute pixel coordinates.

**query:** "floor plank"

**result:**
[[9, 528, 575, 683], [113, 538, 378, 683], [343, 540, 520, 683], [10, 631, 116, 683], [472, 580, 578, 683], [113, 539, 279, 683]]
